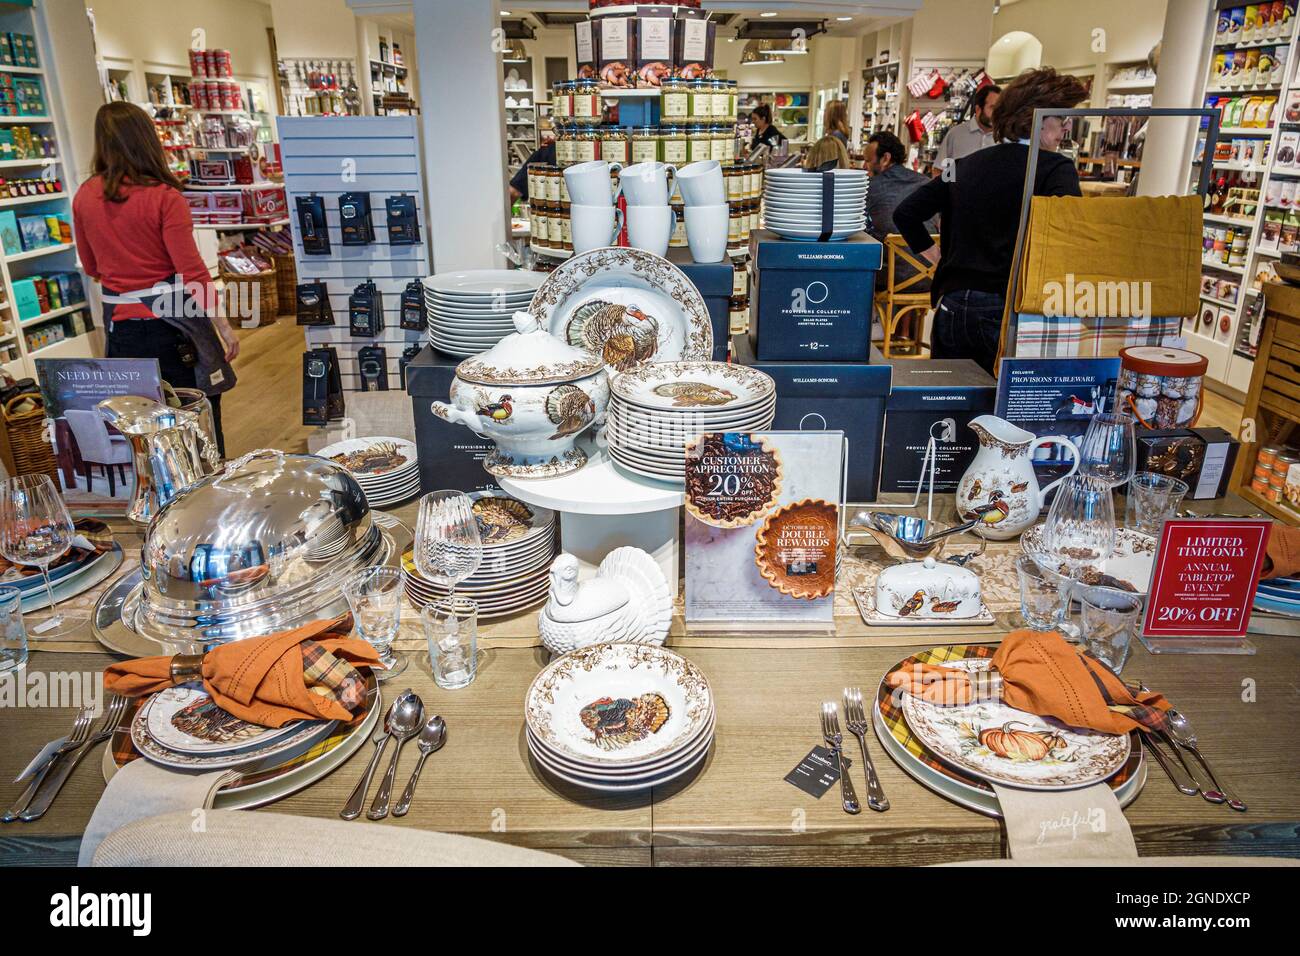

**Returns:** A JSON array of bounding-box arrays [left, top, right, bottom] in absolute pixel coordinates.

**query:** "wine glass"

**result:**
[[1038, 474, 1117, 641], [414, 491, 483, 599], [342, 566, 405, 679], [0, 475, 76, 636], [1078, 411, 1136, 489]]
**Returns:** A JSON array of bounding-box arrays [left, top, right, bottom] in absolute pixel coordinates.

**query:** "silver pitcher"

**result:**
[[97, 396, 221, 525]]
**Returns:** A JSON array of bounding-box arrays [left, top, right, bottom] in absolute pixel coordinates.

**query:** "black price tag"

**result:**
[[784, 745, 842, 798]]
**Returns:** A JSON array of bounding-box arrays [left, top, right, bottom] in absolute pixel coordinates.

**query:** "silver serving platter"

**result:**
[[93, 451, 410, 654]]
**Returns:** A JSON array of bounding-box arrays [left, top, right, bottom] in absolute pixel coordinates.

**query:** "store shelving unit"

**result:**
[[902, 58, 987, 172], [0, 1, 93, 379], [737, 89, 813, 147], [1189, 0, 1300, 397], [504, 59, 536, 174]]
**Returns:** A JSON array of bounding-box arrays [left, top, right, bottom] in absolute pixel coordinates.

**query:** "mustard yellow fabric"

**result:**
[[1014, 195, 1202, 319]]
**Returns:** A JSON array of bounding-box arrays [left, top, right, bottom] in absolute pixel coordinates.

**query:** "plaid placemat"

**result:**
[[875, 644, 1139, 795], [1013, 314, 1181, 358]]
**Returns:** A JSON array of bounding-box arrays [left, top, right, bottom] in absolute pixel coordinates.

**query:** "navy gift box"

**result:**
[[405, 346, 502, 495], [731, 334, 891, 502], [670, 249, 732, 362], [880, 359, 997, 495], [753, 229, 881, 362]]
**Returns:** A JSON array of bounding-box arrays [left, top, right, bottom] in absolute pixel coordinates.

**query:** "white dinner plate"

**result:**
[[423, 270, 544, 296], [610, 361, 775, 413]]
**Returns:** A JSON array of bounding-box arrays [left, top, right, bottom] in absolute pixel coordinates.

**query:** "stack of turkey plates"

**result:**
[[317, 437, 420, 508], [605, 361, 777, 484], [524, 643, 715, 793], [423, 269, 544, 358], [401, 491, 558, 620], [763, 167, 867, 241]]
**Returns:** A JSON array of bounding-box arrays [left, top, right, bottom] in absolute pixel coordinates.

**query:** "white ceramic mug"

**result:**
[[676, 160, 726, 207], [626, 204, 674, 257], [564, 160, 622, 206], [571, 203, 625, 254], [684, 204, 729, 263], [621, 161, 678, 206]]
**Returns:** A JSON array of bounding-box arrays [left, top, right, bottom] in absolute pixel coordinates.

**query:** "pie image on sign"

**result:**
[[683, 433, 783, 529], [754, 498, 838, 600]]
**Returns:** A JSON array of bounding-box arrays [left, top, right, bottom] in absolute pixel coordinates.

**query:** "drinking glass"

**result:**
[[342, 566, 406, 679], [422, 597, 478, 690], [414, 490, 483, 596], [1079, 585, 1142, 674], [0, 586, 27, 674], [1041, 474, 1117, 641], [1016, 554, 1064, 630], [1125, 472, 1189, 536], [0, 475, 76, 636], [1078, 412, 1137, 489]]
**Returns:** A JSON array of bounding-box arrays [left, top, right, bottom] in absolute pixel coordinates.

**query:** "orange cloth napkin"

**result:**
[[1263, 522, 1300, 580], [886, 629, 1171, 735], [104, 615, 381, 728]]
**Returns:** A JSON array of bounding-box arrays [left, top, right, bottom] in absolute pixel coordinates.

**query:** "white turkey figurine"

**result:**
[[537, 547, 672, 656]]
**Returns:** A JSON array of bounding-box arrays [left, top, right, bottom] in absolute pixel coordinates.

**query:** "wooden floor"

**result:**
[[218, 316, 1245, 460]]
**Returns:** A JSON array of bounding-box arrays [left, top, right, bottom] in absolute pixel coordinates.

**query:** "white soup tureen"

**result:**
[[431, 312, 610, 479]]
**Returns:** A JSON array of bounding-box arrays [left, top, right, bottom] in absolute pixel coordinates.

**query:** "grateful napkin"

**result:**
[[1263, 522, 1300, 580], [104, 615, 380, 728], [78, 759, 235, 867], [886, 629, 1172, 736], [992, 781, 1137, 861]]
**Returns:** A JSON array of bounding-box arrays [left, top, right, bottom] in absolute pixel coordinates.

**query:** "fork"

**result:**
[[821, 702, 860, 815], [3, 707, 93, 823], [18, 695, 128, 823], [843, 687, 889, 812]]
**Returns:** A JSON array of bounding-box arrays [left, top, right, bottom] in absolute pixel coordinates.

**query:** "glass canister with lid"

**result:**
[[552, 82, 573, 123], [689, 78, 712, 122], [631, 125, 661, 164], [687, 124, 712, 163], [661, 124, 688, 165], [572, 79, 601, 124], [601, 126, 631, 166], [660, 78, 691, 123], [1116, 346, 1209, 429]]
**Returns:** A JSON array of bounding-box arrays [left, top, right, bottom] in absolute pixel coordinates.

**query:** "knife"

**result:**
[[13, 736, 68, 783]]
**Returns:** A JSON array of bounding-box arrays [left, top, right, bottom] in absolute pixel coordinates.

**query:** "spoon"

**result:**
[[392, 715, 446, 817], [340, 700, 400, 820], [1165, 708, 1247, 812], [366, 690, 424, 820]]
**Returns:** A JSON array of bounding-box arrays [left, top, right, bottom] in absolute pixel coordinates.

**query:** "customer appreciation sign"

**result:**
[[1142, 519, 1273, 638]]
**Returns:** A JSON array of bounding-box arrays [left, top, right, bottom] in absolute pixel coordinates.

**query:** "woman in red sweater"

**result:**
[[73, 102, 240, 455]]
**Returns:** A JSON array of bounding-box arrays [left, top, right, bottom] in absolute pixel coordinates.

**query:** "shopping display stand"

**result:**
[[498, 433, 684, 598]]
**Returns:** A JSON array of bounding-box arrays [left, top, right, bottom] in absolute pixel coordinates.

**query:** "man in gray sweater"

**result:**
[[864, 131, 935, 292]]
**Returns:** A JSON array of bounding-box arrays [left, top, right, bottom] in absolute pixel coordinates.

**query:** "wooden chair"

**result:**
[[874, 233, 938, 359]]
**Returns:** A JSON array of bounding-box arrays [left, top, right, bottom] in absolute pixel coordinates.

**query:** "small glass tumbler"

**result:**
[[342, 567, 405, 680], [1125, 472, 1190, 536], [0, 585, 27, 674], [1079, 585, 1143, 674], [422, 597, 478, 690], [1016, 555, 1062, 630]]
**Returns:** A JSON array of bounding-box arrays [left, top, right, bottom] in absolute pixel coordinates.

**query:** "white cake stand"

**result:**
[[498, 435, 685, 597]]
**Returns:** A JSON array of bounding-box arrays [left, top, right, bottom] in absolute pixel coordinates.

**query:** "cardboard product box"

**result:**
[[635, 5, 676, 86], [879, 359, 997, 495], [731, 334, 891, 502], [1128, 427, 1239, 500], [244, 185, 287, 222], [753, 229, 881, 362], [1190, 427, 1239, 500], [11, 278, 40, 320], [406, 346, 503, 496], [675, 7, 716, 77], [671, 250, 731, 361], [574, 19, 596, 79], [595, 13, 637, 88]]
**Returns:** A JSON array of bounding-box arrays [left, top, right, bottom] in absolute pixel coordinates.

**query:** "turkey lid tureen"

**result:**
[[126, 449, 389, 649], [432, 312, 611, 480]]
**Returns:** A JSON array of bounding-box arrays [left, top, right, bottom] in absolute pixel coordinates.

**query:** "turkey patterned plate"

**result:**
[[527, 247, 712, 376], [610, 361, 775, 413], [467, 491, 555, 549], [900, 658, 1131, 791], [143, 685, 307, 755], [524, 643, 713, 767]]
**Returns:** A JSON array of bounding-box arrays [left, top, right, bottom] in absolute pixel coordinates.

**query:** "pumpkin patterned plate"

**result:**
[[900, 658, 1131, 791]]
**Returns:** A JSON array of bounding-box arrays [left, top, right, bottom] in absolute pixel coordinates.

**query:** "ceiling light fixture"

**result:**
[[760, 11, 779, 18], [741, 39, 786, 65]]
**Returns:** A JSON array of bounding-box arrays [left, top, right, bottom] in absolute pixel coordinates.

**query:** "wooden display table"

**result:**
[[1232, 279, 1300, 522]]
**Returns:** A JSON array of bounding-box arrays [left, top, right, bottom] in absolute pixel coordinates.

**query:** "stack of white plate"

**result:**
[[423, 269, 544, 358], [316, 437, 420, 508], [524, 643, 715, 793], [605, 361, 777, 484], [129, 685, 337, 772], [402, 491, 558, 620], [763, 167, 867, 241]]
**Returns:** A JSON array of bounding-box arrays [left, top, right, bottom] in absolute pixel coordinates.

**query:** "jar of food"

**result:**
[[729, 294, 750, 333], [555, 127, 575, 167], [728, 81, 740, 122], [729, 204, 745, 245], [533, 207, 551, 248], [552, 82, 573, 122], [631, 125, 661, 164], [709, 125, 729, 162], [747, 199, 760, 236], [573, 79, 601, 124], [661, 124, 688, 165], [711, 79, 730, 120], [661, 78, 690, 122], [1258, 444, 1282, 469], [1276, 452, 1300, 479], [572, 126, 599, 164], [558, 212, 573, 253], [1251, 476, 1271, 497], [601, 126, 631, 166], [687, 124, 711, 163], [692, 79, 713, 121], [726, 164, 743, 202], [732, 263, 749, 297], [547, 166, 564, 206]]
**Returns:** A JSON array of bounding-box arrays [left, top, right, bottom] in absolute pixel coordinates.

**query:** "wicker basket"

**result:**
[[271, 252, 297, 314], [2, 393, 58, 486], [221, 269, 278, 326]]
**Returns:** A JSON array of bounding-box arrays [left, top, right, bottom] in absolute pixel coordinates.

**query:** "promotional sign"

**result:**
[[1140, 518, 1273, 654], [995, 357, 1120, 485], [684, 430, 845, 631]]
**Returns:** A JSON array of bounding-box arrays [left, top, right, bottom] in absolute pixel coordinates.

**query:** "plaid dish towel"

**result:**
[[1013, 313, 1182, 358]]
